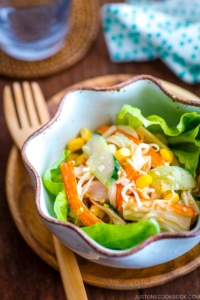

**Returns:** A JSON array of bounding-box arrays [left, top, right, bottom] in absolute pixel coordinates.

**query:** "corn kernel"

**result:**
[[75, 153, 86, 166], [68, 137, 85, 152], [160, 148, 174, 163], [80, 128, 92, 142], [115, 148, 130, 162], [89, 204, 105, 218], [136, 174, 152, 188], [163, 191, 179, 204], [66, 153, 79, 162]]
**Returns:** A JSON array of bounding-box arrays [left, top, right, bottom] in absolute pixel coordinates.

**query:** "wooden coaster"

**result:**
[[0, 0, 99, 79], [5, 74, 200, 289]]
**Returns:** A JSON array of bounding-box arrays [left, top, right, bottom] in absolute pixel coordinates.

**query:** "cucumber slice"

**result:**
[[148, 166, 197, 193], [83, 134, 120, 188]]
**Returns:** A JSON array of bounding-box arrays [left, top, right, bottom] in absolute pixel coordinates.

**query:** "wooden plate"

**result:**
[[5, 74, 200, 290]]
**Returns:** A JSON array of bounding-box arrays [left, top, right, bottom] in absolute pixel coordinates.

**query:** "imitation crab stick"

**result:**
[[116, 184, 124, 212], [97, 125, 165, 167], [60, 161, 103, 226], [124, 165, 142, 182]]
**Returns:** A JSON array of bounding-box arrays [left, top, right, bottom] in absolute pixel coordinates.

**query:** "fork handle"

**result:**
[[53, 235, 88, 300]]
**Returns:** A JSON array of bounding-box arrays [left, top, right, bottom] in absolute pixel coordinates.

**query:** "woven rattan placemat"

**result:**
[[0, 0, 100, 78]]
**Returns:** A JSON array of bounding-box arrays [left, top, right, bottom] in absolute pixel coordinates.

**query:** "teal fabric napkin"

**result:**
[[101, 0, 200, 84]]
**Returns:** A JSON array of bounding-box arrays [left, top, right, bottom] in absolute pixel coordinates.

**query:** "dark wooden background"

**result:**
[[0, 0, 200, 299]]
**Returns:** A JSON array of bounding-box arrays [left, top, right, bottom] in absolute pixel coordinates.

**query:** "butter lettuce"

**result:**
[[172, 144, 200, 174], [116, 105, 200, 175], [54, 190, 69, 222], [43, 150, 70, 221], [117, 105, 200, 135], [81, 219, 160, 250], [43, 150, 70, 196]]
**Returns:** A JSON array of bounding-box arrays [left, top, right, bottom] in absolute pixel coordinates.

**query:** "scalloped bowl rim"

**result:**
[[21, 74, 200, 258]]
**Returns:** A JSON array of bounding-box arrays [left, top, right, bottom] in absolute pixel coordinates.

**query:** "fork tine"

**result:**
[[22, 82, 39, 127], [13, 82, 29, 128], [3, 85, 23, 149], [31, 82, 50, 124], [3, 85, 20, 130]]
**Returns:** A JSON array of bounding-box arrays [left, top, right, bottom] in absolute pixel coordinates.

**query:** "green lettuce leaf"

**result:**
[[43, 150, 70, 196], [116, 105, 200, 175], [172, 144, 200, 174], [81, 219, 160, 250], [116, 105, 200, 135], [54, 190, 69, 221], [167, 126, 200, 145]]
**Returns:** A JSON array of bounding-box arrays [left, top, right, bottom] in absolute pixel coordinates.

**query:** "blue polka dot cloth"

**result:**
[[101, 0, 200, 84]]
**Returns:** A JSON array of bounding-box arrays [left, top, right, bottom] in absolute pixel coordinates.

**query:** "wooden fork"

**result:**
[[3, 82, 88, 300]]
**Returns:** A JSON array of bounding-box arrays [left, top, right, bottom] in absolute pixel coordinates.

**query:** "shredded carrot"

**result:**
[[60, 161, 103, 226]]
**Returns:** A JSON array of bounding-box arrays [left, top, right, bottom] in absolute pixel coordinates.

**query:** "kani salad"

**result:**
[[43, 105, 200, 250]]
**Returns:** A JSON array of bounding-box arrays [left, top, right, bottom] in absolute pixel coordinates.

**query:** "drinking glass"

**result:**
[[0, 0, 72, 61]]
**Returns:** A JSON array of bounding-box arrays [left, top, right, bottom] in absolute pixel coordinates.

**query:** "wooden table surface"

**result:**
[[0, 1, 200, 299]]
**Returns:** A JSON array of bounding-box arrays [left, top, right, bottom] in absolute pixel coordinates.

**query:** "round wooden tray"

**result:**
[[5, 74, 200, 290]]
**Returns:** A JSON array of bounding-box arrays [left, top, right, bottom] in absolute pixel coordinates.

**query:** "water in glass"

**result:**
[[0, 0, 71, 60]]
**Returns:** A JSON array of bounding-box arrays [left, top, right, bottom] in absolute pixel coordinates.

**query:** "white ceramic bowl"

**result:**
[[22, 75, 200, 269]]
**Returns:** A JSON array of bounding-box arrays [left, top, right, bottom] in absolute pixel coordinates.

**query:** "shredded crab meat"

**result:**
[[131, 190, 142, 206], [115, 133, 133, 147], [126, 158, 146, 175], [84, 181, 108, 201], [142, 156, 151, 172], [106, 133, 133, 148], [131, 143, 150, 170], [74, 165, 90, 177], [121, 182, 142, 206], [115, 177, 130, 185], [102, 125, 117, 138], [117, 125, 139, 138], [129, 143, 138, 155], [77, 171, 93, 198], [80, 175, 94, 200], [148, 143, 160, 152], [105, 135, 124, 148], [89, 198, 126, 225], [115, 174, 130, 185], [136, 187, 155, 199]]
